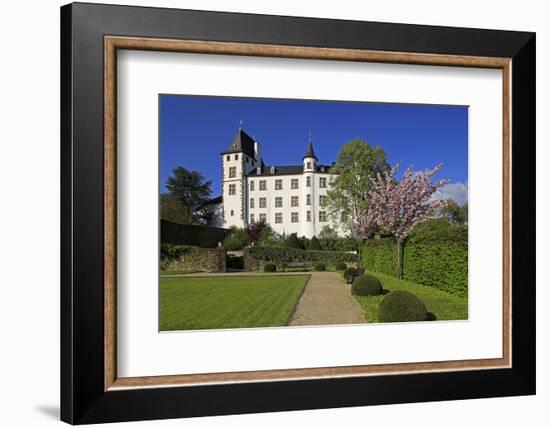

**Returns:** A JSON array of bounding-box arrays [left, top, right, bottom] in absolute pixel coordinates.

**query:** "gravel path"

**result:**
[[288, 272, 367, 326]]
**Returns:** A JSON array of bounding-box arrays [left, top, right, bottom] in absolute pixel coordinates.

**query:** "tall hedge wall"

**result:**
[[161, 219, 229, 248], [362, 224, 468, 297]]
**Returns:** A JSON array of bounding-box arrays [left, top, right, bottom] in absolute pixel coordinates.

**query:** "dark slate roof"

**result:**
[[221, 129, 256, 159], [303, 141, 318, 160], [247, 164, 334, 177]]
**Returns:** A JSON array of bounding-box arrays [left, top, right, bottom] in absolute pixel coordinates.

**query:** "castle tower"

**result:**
[[303, 133, 318, 172], [302, 133, 318, 237], [221, 125, 259, 228]]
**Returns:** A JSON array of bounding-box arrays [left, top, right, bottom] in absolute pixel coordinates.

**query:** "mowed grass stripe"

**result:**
[[160, 275, 309, 331]]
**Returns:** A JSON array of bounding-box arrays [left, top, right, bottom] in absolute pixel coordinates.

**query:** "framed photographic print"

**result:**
[[60, 2, 535, 424]]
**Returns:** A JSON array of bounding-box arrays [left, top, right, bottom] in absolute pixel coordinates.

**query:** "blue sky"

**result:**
[[159, 95, 468, 203]]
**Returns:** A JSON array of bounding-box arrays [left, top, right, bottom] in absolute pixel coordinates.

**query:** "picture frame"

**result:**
[[60, 2, 535, 424]]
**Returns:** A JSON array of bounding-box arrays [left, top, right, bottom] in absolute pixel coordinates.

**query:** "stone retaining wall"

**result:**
[[164, 247, 226, 273]]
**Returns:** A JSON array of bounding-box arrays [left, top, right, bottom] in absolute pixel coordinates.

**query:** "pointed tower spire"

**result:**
[[303, 132, 318, 160]]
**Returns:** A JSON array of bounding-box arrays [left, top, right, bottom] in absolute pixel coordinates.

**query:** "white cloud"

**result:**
[[432, 182, 468, 205]]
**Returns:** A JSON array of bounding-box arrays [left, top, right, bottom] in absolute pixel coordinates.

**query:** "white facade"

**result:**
[[219, 129, 344, 238]]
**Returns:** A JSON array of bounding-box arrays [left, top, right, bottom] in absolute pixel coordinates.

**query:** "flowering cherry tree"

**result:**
[[365, 163, 448, 278]]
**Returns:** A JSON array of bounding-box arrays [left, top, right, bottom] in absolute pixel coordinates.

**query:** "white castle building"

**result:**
[[204, 127, 344, 238]]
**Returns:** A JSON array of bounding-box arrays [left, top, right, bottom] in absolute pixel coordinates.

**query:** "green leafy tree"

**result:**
[[160, 194, 194, 224], [327, 138, 389, 239], [165, 166, 212, 223], [223, 227, 251, 250], [327, 138, 390, 266], [441, 200, 468, 225], [318, 225, 338, 240]]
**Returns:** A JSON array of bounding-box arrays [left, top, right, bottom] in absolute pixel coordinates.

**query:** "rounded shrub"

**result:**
[[314, 262, 326, 271], [335, 262, 347, 271], [344, 267, 357, 284], [378, 290, 427, 323], [264, 263, 277, 272], [351, 274, 383, 296]]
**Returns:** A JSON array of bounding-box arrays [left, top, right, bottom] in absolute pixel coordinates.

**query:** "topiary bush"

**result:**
[[286, 233, 304, 249], [314, 262, 326, 271], [264, 263, 277, 272], [378, 290, 427, 323], [344, 267, 357, 284], [335, 262, 347, 271], [351, 274, 383, 296]]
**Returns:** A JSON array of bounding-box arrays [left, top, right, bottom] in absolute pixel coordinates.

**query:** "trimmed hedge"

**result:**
[[378, 290, 427, 323], [351, 274, 383, 296], [362, 223, 468, 298], [249, 246, 358, 268], [161, 219, 229, 248], [314, 263, 326, 271], [362, 238, 396, 276]]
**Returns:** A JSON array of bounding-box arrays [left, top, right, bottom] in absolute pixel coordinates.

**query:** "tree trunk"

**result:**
[[396, 239, 403, 279], [357, 238, 363, 270]]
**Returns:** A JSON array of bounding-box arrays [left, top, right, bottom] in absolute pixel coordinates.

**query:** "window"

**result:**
[[341, 212, 348, 222], [319, 211, 327, 222], [250, 198, 255, 208], [226, 155, 230, 161], [259, 213, 266, 222], [259, 180, 267, 191], [306, 194, 311, 205], [319, 195, 327, 206], [306, 162, 312, 169], [250, 214, 255, 223], [275, 213, 283, 223], [306, 176, 311, 187], [259, 197, 267, 208], [306, 211, 312, 222], [230, 210, 234, 216], [291, 196, 299, 207], [291, 178, 299, 189], [275, 197, 283, 208], [291, 212, 299, 223], [228, 184, 236, 195], [319, 177, 327, 188], [275, 179, 283, 190], [229, 166, 237, 178], [246, 156, 249, 163], [234, 154, 239, 160], [250, 180, 255, 191]]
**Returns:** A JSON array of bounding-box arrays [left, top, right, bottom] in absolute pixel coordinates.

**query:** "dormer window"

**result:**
[[256, 167, 261, 175], [270, 166, 275, 174]]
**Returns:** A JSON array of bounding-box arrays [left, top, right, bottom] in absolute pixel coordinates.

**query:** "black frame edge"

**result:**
[[60, 3, 74, 425]]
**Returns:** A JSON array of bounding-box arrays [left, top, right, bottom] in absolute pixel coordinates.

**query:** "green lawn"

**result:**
[[354, 270, 468, 323], [160, 269, 201, 276], [160, 275, 309, 331]]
